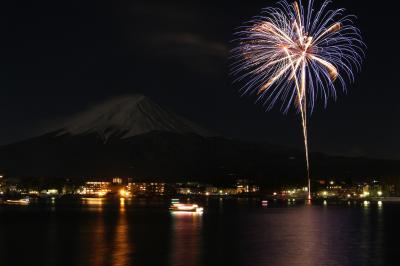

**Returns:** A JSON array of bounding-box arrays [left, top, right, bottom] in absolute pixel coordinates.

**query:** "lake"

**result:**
[[0, 198, 397, 266]]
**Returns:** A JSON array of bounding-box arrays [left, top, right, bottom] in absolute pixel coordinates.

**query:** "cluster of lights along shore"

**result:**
[[1, 173, 396, 204]]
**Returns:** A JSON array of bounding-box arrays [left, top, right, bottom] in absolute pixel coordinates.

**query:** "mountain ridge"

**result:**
[[56, 94, 214, 141], [0, 95, 399, 186]]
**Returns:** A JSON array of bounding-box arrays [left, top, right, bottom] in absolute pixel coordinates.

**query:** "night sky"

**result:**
[[1, 0, 399, 159]]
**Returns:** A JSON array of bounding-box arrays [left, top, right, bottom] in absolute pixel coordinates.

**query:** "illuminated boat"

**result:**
[[169, 203, 204, 213], [5, 198, 30, 205]]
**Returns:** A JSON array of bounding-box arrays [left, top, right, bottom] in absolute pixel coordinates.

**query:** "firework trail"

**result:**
[[231, 0, 365, 200]]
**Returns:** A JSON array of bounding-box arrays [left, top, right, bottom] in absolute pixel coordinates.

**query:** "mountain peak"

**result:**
[[58, 94, 213, 140]]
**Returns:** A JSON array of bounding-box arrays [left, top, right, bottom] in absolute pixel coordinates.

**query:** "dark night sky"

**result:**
[[1, 0, 399, 159]]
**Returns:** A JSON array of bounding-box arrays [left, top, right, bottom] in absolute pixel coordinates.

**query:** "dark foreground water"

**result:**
[[0, 198, 397, 266]]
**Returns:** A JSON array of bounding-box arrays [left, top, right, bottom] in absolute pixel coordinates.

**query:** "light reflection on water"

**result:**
[[89, 209, 106, 266], [0, 199, 395, 266], [81, 197, 104, 212], [111, 198, 129, 266], [170, 212, 203, 266]]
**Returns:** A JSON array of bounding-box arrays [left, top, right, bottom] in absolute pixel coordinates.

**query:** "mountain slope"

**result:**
[[57, 94, 213, 141], [1, 130, 399, 187], [0, 95, 399, 187]]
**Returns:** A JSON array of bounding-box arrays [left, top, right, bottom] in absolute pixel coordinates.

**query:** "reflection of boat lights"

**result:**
[[378, 201, 383, 207], [171, 211, 203, 216], [363, 200, 370, 206]]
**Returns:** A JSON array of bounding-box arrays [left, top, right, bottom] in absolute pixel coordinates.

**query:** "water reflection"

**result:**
[[81, 198, 104, 212], [170, 212, 203, 266], [0, 200, 393, 266], [88, 209, 106, 265], [374, 202, 384, 265], [236, 204, 387, 266], [83, 198, 131, 266], [111, 198, 130, 266]]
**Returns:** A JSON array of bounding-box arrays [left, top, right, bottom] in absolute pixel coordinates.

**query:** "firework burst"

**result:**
[[231, 0, 365, 199]]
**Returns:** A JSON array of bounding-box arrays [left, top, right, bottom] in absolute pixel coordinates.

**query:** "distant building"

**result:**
[[177, 187, 192, 195], [279, 187, 308, 198], [205, 186, 218, 195], [112, 177, 123, 185], [0, 175, 4, 195], [236, 179, 260, 194], [80, 181, 111, 196], [39, 189, 59, 197], [127, 182, 147, 195], [381, 177, 400, 196], [127, 182, 166, 196], [175, 182, 203, 195], [218, 187, 238, 196]]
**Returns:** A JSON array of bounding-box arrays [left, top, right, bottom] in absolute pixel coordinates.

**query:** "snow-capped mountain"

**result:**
[[0, 94, 397, 183], [57, 94, 213, 141]]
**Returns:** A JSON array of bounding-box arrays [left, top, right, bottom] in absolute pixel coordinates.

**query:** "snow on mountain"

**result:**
[[57, 95, 213, 140]]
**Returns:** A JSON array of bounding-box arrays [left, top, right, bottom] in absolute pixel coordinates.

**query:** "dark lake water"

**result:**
[[0, 198, 397, 266]]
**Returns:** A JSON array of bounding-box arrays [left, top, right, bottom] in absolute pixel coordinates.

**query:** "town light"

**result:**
[[120, 189, 127, 197]]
